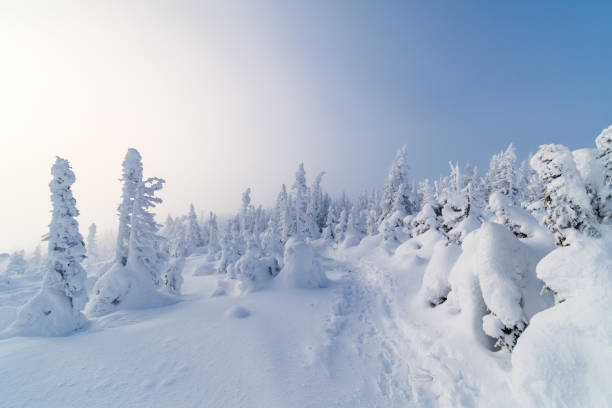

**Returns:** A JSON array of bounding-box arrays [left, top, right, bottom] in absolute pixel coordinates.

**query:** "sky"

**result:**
[[1, 1, 611, 253]]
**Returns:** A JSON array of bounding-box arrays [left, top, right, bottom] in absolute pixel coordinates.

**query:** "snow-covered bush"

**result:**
[[5, 251, 26, 276], [4, 157, 88, 337], [446, 222, 551, 351], [530, 144, 599, 245], [411, 203, 440, 237], [234, 248, 280, 292], [163, 256, 185, 295], [277, 237, 329, 289], [487, 192, 532, 238], [420, 240, 461, 306], [512, 236, 612, 407]]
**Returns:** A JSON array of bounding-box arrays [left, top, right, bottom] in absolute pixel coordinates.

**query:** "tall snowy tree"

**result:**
[[241, 188, 253, 238], [6, 157, 88, 336], [115, 148, 143, 266], [276, 184, 294, 243], [484, 144, 518, 204], [86, 223, 99, 265], [187, 203, 204, 251], [334, 207, 348, 243], [308, 171, 326, 232], [381, 145, 414, 220], [127, 177, 167, 287], [381, 185, 409, 242], [292, 163, 314, 238], [207, 212, 221, 256], [531, 144, 599, 245]]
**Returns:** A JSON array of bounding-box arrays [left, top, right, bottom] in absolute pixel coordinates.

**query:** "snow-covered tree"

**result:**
[[381, 185, 409, 242], [381, 146, 414, 219], [276, 184, 294, 243], [531, 144, 599, 246], [5, 251, 26, 275], [412, 179, 441, 236], [261, 216, 283, 266], [334, 207, 348, 243], [343, 205, 365, 247], [6, 157, 88, 336], [187, 203, 204, 251], [115, 148, 143, 266], [308, 171, 327, 232], [163, 255, 185, 295], [217, 221, 240, 275], [595, 125, 612, 222], [321, 204, 337, 241], [484, 144, 519, 204], [127, 177, 167, 287], [86, 223, 99, 265], [207, 212, 221, 257], [26, 245, 43, 275]]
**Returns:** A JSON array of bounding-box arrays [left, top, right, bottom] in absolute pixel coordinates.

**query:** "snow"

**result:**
[[276, 237, 329, 289], [86, 263, 176, 317]]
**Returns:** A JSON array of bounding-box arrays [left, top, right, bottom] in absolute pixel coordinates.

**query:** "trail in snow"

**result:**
[[323, 241, 516, 408]]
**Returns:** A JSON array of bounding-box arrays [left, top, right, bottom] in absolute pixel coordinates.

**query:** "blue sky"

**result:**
[[0, 1, 610, 251]]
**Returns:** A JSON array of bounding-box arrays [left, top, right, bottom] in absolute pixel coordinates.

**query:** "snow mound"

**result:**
[[2, 287, 88, 337], [277, 237, 329, 289], [86, 263, 175, 317], [226, 306, 251, 319], [234, 251, 280, 292], [420, 240, 461, 306], [512, 236, 612, 407]]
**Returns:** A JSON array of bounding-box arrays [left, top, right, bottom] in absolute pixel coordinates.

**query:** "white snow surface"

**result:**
[[0, 230, 609, 407]]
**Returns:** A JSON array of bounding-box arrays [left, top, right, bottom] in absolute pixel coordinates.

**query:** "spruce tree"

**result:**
[[187, 203, 204, 251], [530, 144, 599, 245], [86, 223, 99, 265], [116, 148, 143, 266], [6, 157, 88, 336], [127, 177, 167, 287]]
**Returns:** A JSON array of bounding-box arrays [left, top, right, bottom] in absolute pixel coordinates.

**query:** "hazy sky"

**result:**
[[1, 1, 611, 253]]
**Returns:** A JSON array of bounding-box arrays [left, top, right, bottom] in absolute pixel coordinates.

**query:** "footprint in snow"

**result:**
[[226, 306, 250, 319]]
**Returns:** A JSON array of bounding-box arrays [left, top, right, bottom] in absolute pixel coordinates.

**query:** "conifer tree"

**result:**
[[334, 208, 348, 243], [530, 144, 599, 245], [187, 203, 204, 250], [86, 223, 99, 265], [381, 146, 414, 219], [127, 177, 167, 287], [7, 157, 88, 336], [595, 125, 612, 222], [116, 148, 143, 266], [6, 251, 26, 275], [207, 212, 221, 256]]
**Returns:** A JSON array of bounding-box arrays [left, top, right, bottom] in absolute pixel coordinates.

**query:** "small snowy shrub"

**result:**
[[278, 237, 329, 289], [420, 240, 461, 306]]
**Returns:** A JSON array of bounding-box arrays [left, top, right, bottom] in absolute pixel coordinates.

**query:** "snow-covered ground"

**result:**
[[1, 236, 524, 408]]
